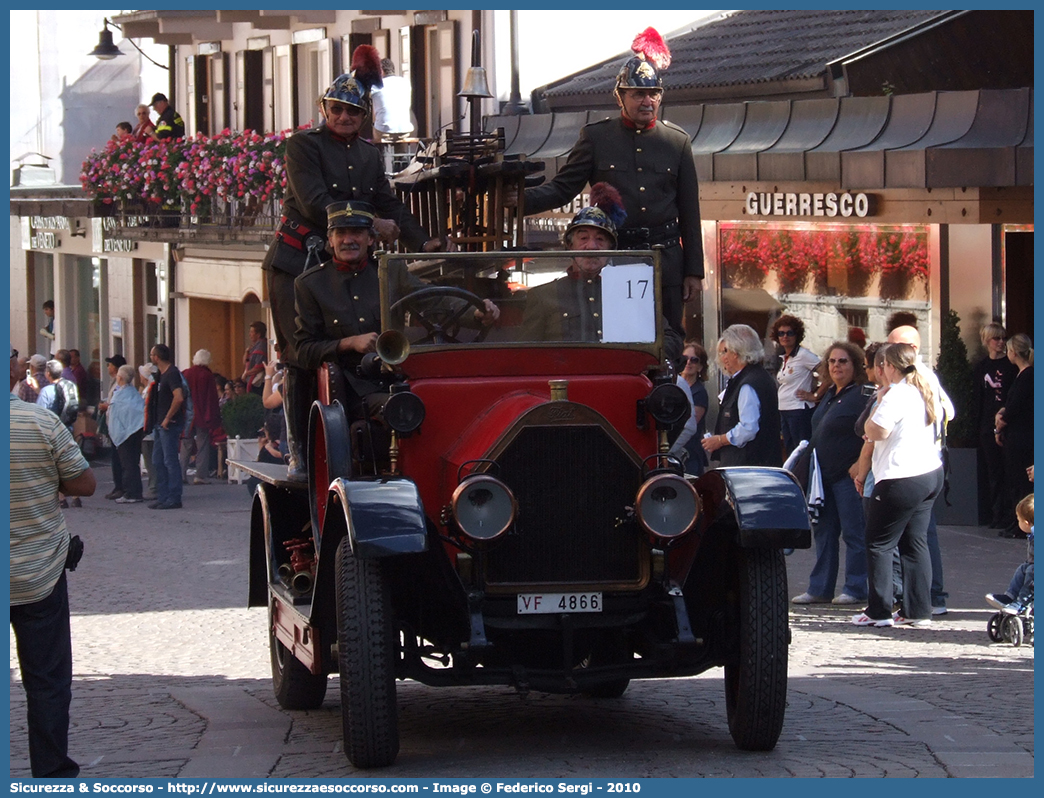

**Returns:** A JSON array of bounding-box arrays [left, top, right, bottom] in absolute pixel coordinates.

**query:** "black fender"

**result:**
[[324, 477, 429, 559], [700, 467, 811, 549]]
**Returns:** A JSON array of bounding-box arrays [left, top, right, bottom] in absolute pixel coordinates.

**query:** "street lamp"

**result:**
[[89, 17, 169, 70]]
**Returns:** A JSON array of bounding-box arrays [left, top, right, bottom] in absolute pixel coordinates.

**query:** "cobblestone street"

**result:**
[[9, 469, 1034, 779]]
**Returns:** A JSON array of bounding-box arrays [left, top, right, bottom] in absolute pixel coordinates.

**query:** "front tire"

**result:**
[[724, 547, 788, 751], [335, 537, 399, 768], [269, 603, 327, 710]]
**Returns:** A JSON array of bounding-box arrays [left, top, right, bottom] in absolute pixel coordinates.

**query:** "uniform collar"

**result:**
[[621, 115, 656, 131], [333, 257, 369, 273], [326, 130, 356, 145]]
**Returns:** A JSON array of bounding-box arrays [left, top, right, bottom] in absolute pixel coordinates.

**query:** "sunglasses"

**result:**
[[326, 103, 364, 118], [776, 330, 796, 338], [828, 357, 850, 365], [680, 356, 701, 365]]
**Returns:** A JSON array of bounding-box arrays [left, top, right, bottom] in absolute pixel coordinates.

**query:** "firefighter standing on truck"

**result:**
[[523, 28, 704, 336], [261, 45, 443, 480]]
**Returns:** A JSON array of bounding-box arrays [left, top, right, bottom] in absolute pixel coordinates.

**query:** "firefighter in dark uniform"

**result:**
[[265, 46, 443, 478], [149, 93, 184, 140], [294, 200, 498, 421], [523, 28, 703, 336], [521, 183, 681, 360]]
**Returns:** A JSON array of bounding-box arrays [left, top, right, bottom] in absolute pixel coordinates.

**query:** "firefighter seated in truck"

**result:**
[[293, 200, 500, 469], [521, 183, 682, 362]]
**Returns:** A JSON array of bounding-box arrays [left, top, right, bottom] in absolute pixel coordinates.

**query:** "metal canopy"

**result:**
[[488, 89, 1033, 190]]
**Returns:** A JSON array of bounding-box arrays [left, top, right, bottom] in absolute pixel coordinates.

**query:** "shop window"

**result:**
[[719, 221, 930, 352]]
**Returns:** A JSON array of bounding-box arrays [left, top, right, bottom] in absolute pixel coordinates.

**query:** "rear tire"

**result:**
[[269, 604, 327, 710], [724, 547, 788, 751], [335, 536, 399, 768]]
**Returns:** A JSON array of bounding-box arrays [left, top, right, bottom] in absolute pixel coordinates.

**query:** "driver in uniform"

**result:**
[[294, 200, 498, 420], [521, 184, 681, 361]]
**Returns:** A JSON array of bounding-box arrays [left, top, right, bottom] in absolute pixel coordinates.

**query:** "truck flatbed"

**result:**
[[226, 460, 307, 491]]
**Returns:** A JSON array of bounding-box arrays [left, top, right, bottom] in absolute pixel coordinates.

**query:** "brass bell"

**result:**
[[458, 66, 493, 100]]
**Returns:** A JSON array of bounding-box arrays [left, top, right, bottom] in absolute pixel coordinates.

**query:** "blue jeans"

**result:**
[[808, 476, 868, 600], [780, 407, 815, 458], [153, 423, 184, 505], [10, 573, 79, 778], [1008, 561, 1034, 604], [927, 510, 947, 607]]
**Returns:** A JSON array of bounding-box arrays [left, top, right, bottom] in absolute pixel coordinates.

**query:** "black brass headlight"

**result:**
[[451, 474, 517, 542], [645, 383, 690, 426], [383, 388, 425, 434], [635, 473, 700, 542]]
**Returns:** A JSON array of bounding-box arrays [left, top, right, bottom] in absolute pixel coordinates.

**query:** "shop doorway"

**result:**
[[1003, 228, 1033, 337]]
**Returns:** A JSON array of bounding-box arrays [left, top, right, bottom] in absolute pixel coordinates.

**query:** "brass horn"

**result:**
[[376, 329, 410, 365]]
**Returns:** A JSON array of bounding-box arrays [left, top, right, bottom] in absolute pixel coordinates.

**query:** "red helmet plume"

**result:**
[[350, 45, 383, 91], [631, 27, 671, 71]]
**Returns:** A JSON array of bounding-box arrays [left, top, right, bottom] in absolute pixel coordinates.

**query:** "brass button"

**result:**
[[562, 312, 569, 318], [359, 317, 365, 322], [332, 183, 338, 188], [636, 148, 642, 153], [593, 313, 599, 318], [353, 296, 359, 301], [637, 167, 643, 172], [639, 187, 646, 192], [588, 296, 595, 302], [641, 207, 647, 212], [609, 164, 615, 169], [349, 166, 353, 170]]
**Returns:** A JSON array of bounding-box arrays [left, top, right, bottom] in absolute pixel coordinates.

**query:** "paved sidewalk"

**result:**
[[9, 466, 1034, 778]]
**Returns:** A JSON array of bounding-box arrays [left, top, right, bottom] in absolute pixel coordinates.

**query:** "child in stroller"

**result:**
[[986, 493, 1034, 646]]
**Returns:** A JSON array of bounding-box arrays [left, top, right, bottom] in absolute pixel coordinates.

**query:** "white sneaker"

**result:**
[[831, 593, 863, 605], [895, 615, 932, 628], [931, 606, 948, 616], [852, 612, 894, 627], [792, 592, 829, 605]]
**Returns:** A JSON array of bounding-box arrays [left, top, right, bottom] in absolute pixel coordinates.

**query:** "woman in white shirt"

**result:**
[[852, 343, 943, 628], [772, 314, 820, 457]]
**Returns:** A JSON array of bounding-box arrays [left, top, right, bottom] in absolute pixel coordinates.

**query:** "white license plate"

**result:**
[[517, 592, 602, 614]]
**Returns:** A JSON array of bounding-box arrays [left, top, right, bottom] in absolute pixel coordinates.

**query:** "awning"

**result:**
[[485, 88, 1033, 190]]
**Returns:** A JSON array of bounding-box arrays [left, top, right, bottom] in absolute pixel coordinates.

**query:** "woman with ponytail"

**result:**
[[994, 333, 1034, 537], [851, 343, 943, 628]]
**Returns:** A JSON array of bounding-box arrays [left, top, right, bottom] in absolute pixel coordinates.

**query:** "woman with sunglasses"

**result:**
[[771, 314, 820, 457], [792, 341, 868, 606], [669, 342, 710, 476]]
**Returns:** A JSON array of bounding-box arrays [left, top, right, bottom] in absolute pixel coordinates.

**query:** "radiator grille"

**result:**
[[483, 425, 644, 588]]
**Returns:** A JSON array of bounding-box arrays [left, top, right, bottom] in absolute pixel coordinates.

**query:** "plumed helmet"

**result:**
[[322, 45, 384, 114], [564, 183, 627, 247], [615, 28, 671, 92], [327, 200, 376, 230]]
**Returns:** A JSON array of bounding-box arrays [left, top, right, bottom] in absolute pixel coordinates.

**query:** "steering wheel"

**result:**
[[389, 286, 492, 345]]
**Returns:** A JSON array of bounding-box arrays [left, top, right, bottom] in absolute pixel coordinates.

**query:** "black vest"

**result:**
[[713, 364, 782, 467]]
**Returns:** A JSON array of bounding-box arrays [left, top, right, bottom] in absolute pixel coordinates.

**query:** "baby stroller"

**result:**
[[986, 592, 1034, 647]]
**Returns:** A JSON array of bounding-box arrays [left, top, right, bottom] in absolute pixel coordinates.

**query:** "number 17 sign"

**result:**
[[600, 263, 656, 343]]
